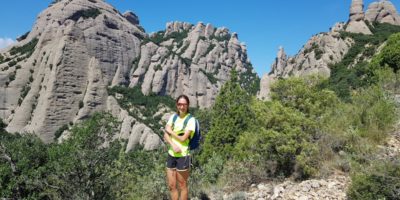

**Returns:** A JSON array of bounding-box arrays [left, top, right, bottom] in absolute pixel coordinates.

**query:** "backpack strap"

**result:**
[[183, 114, 194, 139], [182, 114, 192, 130], [172, 113, 178, 130], [172, 113, 192, 132]]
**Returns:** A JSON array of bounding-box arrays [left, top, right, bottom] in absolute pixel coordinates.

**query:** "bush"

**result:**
[[68, 8, 101, 21], [352, 86, 397, 140], [200, 68, 217, 84], [108, 86, 175, 132], [9, 38, 38, 56], [347, 161, 400, 200], [329, 24, 400, 100], [271, 75, 339, 118], [233, 100, 320, 179], [79, 100, 84, 109], [109, 148, 169, 200], [153, 64, 162, 71], [204, 43, 216, 56], [54, 124, 69, 140], [0, 118, 6, 131], [142, 31, 165, 45], [0, 133, 49, 199], [210, 34, 231, 42], [378, 33, 400, 72], [19, 85, 31, 105], [219, 159, 267, 191], [8, 72, 16, 83], [8, 60, 17, 67]]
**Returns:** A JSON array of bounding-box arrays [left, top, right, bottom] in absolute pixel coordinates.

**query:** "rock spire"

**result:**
[[346, 0, 373, 34]]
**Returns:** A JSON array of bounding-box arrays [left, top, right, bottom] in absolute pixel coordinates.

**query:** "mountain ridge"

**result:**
[[258, 0, 400, 100], [0, 0, 257, 144]]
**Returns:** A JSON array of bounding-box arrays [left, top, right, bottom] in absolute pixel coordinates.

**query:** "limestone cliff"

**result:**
[[0, 0, 257, 145], [130, 21, 257, 108], [258, 0, 400, 100]]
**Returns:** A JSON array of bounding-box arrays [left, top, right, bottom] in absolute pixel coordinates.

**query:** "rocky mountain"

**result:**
[[259, 0, 400, 100], [0, 0, 257, 146], [130, 21, 257, 108], [366, 0, 400, 26]]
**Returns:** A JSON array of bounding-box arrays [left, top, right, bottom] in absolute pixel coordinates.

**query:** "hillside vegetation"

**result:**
[[1, 26, 400, 199]]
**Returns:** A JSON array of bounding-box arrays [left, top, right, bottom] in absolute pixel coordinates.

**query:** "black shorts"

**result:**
[[166, 154, 191, 171]]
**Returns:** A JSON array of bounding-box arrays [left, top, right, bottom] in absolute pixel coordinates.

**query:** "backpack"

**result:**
[[172, 113, 201, 150]]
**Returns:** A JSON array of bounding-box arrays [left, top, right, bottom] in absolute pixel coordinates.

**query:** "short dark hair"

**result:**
[[176, 94, 190, 113]]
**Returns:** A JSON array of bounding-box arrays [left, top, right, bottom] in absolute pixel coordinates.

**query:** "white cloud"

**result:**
[[0, 37, 16, 50]]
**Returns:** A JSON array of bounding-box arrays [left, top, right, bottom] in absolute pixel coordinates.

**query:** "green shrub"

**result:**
[[108, 86, 175, 133], [199, 70, 253, 164], [167, 30, 188, 43], [210, 34, 231, 42], [181, 57, 192, 66], [271, 75, 339, 118], [0, 133, 49, 199], [204, 43, 216, 56], [108, 148, 168, 200], [233, 100, 320, 179], [8, 72, 16, 82], [68, 8, 101, 21], [328, 24, 400, 100], [9, 38, 38, 56], [131, 56, 140, 72], [178, 43, 189, 55], [54, 124, 69, 140], [79, 100, 84, 109], [8, 60, 17, 67], [315, 48, 323, 60], [351, 85, 397, 143], [319, 79, 397, 158], [347, 161, 400, 200], [17, 31, 30, 41], [200, 68, 217, 84], [142, 31, 165, 45], [153, 64, 162, 71], [19, 85, 31, 105], [198, 152, 225, 184], [0, 118, 6, 131], [378, 33, 400, 72]]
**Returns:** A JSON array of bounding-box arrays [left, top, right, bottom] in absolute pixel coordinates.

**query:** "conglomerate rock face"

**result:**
[[0, 0, 256, 144], [1, 0, 144, 142], [350, 0, 365, 21], [346, 0, 372, 35], [366, 0, 400, 26], [258, 23, 354, 100], [130, 21, 256, 108], [258, 0, 400, 100]]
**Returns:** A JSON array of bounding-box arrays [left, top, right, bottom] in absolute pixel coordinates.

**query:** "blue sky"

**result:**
[[0, 0, 399, 76]]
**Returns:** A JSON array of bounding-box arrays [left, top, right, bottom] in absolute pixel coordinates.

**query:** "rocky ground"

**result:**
[[219, 174, 349, 200], [218, 118, 400, 200]]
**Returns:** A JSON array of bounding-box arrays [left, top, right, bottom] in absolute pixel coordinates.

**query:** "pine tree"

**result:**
[[199, 70, 253, 164]]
